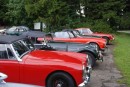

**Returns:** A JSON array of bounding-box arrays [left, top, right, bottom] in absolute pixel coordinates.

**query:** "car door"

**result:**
[[67, 43, 82, 52], [48, 42, 67, 51], [0, 44, 20, 83]]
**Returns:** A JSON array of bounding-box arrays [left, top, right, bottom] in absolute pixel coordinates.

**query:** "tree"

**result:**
[[119, 0, 130, 30], [0, 0, 128, 31], [5, 0, 28, 26], [80, 0, 126, 31], [0, 0, 8, 26], [25, 0, 70, 31]]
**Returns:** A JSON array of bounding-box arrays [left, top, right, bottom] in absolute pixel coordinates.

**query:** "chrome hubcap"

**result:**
[[55, 80, 64, 87], [56, 84, 62, 87]]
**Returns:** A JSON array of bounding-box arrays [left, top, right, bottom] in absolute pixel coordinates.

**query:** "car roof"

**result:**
[[21, 31, 46, 38], [5, 26, 29, 32], [0, 35, 26, 44]]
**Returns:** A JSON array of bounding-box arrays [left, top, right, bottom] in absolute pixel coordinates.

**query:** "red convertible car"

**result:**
[[50, 31, 107, 51], [75, 28, 114, 44], [0, 35, 91, 87]]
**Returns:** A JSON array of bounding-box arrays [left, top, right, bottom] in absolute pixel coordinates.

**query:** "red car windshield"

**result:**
[[73, 31, 81, 37], [54, 32, 75, 38], [81, 28, 93, 34], [12, 39, 34, 58]]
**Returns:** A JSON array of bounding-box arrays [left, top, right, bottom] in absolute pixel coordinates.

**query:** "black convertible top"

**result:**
[[21, 31, 45, 38], [0, 35, 26, 44]]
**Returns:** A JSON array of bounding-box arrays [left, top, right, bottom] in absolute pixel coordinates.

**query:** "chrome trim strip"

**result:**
[[10, 44, 22, 62]]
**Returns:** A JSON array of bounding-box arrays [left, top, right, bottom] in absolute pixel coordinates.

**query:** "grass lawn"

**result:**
[[114, 33, 130, 87]]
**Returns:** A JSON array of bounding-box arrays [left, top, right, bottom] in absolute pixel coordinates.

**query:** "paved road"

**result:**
[[117, 30, 130, 34], [87, 45, 127, 87]]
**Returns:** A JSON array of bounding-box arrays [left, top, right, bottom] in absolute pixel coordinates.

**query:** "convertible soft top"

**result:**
[[0, 35, 26, 44], [21, 31, 45, 38]]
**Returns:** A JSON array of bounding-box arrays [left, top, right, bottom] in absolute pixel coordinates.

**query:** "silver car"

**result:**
[[0, 73, 42, 87]]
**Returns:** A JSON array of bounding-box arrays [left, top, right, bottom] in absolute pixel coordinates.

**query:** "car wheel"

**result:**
[[82, 52, 96, 67], [103, 37, 109, 45], [46, 72, 75, 87]]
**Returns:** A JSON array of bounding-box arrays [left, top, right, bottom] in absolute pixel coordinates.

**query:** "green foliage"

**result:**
[[73, 18, 113, 33], [92, 20, 113, 33], [120, 12, 130, 30], [73, 18, 93, 28], [81, 0, 126, 31], [0, 0, 8, 25], [25, 0, 71, 31], [5, 0, 28, 25], [0, 0, 129, 32]]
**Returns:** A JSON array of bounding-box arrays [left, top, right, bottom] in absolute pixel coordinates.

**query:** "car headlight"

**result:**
[[94, 44, 99, 52], [87, 43, 99, 52]]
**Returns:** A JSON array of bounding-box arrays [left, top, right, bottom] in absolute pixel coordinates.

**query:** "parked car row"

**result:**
[[0, 26, 114, 87], [23, 31, 103, 66], [53, 30, 107, 51]]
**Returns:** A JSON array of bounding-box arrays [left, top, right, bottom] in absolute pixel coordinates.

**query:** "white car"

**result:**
[[0, 72, 42, 87], [0, 29, 6, 34]]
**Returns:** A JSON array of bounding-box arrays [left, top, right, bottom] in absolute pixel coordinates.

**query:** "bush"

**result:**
[[73, 18, 113, 33], [92, 20, 113, 33], [72, 18, 93, 28], [120, 12, 130, 30]]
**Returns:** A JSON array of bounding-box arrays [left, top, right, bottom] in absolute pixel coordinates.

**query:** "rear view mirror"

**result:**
[[0, 73, 7, 83]]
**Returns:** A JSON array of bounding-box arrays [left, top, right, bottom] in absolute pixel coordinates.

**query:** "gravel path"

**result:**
[[87, 45, 127, 87]]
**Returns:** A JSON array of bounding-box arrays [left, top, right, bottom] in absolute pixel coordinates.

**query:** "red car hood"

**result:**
[[26, 50, 86, 64]]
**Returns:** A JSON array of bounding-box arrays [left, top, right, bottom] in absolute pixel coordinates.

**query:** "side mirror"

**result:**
[[0, 73, 7, 83]]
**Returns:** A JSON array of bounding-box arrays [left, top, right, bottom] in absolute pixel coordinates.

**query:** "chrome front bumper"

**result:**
[[78, 76, 90, 87], [78, 67, 91, 87]]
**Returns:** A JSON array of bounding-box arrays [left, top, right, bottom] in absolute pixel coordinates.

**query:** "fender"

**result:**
[[78, 50, 98, 60]]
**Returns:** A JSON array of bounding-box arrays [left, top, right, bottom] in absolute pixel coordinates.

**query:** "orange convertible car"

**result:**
[[75, 28, 114, 44], [52, 31, 107, 51]]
